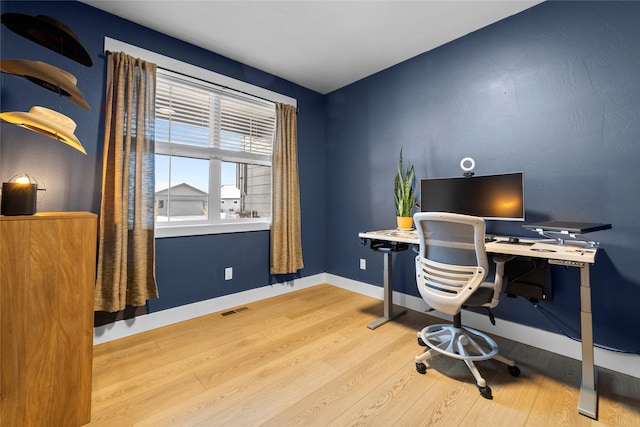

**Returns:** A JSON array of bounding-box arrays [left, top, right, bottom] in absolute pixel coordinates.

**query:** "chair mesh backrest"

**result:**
[[414, 212, 490, 314], [416, 217, 486, 268]]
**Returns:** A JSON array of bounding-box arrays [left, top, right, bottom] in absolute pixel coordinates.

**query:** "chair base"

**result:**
[[415, 323, 520, 399]]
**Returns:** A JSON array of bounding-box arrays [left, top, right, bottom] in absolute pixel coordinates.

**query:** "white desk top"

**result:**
[[359, 229, 597, 264]]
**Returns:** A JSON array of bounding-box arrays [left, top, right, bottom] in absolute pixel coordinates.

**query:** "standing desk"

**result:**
[[359, 229, 600, 419]]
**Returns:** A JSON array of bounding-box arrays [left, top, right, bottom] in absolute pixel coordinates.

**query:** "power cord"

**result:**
[[527, 299, 639, 355]]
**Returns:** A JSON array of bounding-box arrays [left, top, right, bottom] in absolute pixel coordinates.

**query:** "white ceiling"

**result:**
[[80, 1, 543, 94]]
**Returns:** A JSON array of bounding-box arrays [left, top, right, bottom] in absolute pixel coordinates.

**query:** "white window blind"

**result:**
[[155, 70, 275, 165], [156, 75, 211, 147], [220, 97, 275, 156]]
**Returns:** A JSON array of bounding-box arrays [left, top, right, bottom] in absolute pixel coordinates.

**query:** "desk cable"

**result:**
[[525, 298, 639, 355]]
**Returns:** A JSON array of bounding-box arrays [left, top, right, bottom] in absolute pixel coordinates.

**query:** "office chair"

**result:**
[[413, 212, 520, 399]]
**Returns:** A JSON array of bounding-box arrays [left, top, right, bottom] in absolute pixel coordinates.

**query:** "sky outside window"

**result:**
[[155, 156, 236, 192]]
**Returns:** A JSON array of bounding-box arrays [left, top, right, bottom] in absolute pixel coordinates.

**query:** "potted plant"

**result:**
[[394, 149, 416, 229]]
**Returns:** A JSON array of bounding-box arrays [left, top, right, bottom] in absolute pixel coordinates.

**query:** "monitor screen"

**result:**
[[420, 172, 524, 221]]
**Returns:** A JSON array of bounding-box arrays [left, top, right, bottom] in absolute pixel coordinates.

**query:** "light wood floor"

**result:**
[[88, 284, 640, 426]]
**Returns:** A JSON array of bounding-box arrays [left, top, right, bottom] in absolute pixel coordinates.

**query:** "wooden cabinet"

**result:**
[[1, 212, 97, 426]]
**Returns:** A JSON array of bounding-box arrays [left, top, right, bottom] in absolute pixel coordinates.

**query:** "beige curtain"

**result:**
[[270, 103, 304, 274], [95, 52, 158, 312]]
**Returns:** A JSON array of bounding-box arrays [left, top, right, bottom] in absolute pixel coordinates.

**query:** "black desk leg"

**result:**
[[578, 263, 598, 419], [367, 251, 407, 329]]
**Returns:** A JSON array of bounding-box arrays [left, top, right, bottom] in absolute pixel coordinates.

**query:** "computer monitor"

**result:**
[[420, 172, 525, 221]]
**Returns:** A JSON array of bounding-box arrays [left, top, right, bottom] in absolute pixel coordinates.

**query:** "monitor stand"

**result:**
[[522, 221, 612, 247]]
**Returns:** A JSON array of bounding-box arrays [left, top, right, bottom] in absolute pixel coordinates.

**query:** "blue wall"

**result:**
[[0, 1, 326, 316], [326, 1, 640, 353], [2, 1, 639, 354]]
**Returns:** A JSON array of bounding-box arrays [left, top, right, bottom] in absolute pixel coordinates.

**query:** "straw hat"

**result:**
[[0, 106, 87, 154], [1, 13, 92, 66], [1, 59, 90, 110]]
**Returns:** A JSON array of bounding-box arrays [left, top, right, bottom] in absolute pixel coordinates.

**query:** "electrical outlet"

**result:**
[[225, 267, 233, 280], [360, 258, 366, 270]]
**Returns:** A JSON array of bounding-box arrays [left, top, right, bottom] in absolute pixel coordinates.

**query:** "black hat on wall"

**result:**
[[1, 13, 92, 66]]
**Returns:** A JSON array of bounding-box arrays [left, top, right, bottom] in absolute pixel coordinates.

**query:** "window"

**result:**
[[103, 37, 296, 237], [154, 70, 276, 234]]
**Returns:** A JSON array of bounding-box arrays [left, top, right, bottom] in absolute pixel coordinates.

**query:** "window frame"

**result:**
[[104, 38, 297, 238], [154, 70, 276, 233]]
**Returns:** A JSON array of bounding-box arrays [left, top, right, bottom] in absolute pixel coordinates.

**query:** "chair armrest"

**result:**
[[492, 254, 515, 265], [489, 255, 515, 306]]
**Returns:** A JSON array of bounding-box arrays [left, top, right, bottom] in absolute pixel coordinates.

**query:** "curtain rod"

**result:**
[[105, 50, 280, 106]]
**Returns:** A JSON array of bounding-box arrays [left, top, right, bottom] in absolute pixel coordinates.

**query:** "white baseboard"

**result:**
[[93, 273, 327, 345], [326, 274, 640, 379], [94, 273, 639, 379]]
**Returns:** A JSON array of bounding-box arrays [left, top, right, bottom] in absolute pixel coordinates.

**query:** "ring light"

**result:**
[[460, 157, 475, 172]]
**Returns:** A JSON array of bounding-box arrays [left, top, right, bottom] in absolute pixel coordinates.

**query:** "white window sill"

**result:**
[[155, 221, 270, 238]]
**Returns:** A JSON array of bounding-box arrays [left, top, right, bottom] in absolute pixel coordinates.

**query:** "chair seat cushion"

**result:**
[[463, 283, 495, 307]]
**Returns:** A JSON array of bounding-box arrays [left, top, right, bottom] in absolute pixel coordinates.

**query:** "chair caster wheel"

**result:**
[[478, 385, 493, 400], [416, 362, 427, 374], [417, 337, 426, 346], [508, 365, 521, 377]]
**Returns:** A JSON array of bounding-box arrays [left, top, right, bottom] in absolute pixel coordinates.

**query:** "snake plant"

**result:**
[[394, 149, 416, 217]]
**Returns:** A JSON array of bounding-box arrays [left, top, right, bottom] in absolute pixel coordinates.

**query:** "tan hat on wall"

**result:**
[[1, 13, 92, 66], [0, 106, 87, 154], [1, 59, 90, 110]]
